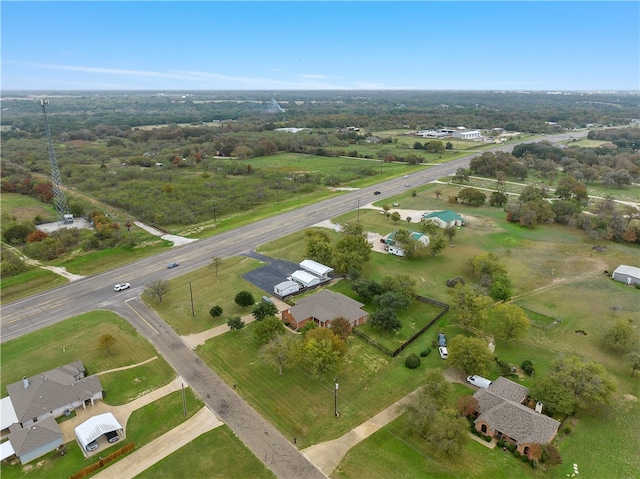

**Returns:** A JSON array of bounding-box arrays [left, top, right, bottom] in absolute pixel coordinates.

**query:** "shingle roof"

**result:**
[[8, 417, 62, 456], [474, 377, 560, 445], [6, 362, 103, 423], [289, 290, 366, 325]]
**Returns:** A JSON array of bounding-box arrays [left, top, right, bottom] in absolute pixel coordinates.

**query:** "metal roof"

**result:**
[[75, 412, 123, 450]]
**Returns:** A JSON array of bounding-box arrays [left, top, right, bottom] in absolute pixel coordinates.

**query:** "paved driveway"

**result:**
[[241, 250, 300, 293]]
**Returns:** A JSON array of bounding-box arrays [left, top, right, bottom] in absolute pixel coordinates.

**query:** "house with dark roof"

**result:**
[[281, 290, 368, 331], [5, 360, 103, 428], [472, 377, 560, 459]]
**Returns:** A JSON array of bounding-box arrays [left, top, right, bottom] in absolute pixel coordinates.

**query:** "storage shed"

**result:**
[[612, 265, 640, 286], [274, 280, 300, 298], [291, 270, 321, 288], [299, 259, 333, 280]]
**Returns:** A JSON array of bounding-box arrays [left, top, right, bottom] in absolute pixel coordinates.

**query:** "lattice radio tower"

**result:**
[[40, 99, 72, 224]]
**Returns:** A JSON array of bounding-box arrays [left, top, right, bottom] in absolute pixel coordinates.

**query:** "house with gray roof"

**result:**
[[472, 377, 560, 460], [5, 417, 63, 464], [5, 360, 103, 428], [281, 290, 368, 331]]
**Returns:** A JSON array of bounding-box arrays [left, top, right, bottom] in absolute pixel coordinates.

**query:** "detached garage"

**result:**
[[75, 412, 124, 454], [612, 265, 640, 286]]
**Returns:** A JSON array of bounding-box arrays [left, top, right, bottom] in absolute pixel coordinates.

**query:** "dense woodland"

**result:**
[[1, 91, 639, 270]]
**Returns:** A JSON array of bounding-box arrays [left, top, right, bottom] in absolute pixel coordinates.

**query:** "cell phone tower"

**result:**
[[39, 99, 73, 224]]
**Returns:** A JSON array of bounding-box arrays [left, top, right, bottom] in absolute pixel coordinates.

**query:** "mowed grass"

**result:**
[[0, 388, 203, 479], [148, 256, 267, 335], [251, 184, 640, 478], [0, 310, 175, 404], [135, 425, 276, 479]]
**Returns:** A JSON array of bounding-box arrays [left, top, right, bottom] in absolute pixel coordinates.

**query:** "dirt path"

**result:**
[[96, 356, 158, 375], [2, 243, 85, 282]]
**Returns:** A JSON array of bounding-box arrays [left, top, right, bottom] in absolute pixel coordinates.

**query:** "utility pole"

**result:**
[[189, 281, 195, 316]]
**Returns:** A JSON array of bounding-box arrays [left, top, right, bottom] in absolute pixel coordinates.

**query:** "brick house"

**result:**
[[472, 377, 560, 459], [281, 290, 368, 331]]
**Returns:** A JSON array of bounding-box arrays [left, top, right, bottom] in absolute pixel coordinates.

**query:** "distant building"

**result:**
[[452, 129, 482, 140], [383, 230, 430, 257]]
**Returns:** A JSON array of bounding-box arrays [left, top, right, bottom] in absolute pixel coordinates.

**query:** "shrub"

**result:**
[[508, 443, 517, 453], [405, 353, 421, 369], [562, 424, 572, 435], [497, 439, 506, 448], [483, 435, 492, 442], [513, 450, 521, 459], [524, 365, 535, 376], [420, 348, 431, 357], [521, 454, 530, 462], [521, 359, 532, 370], [234, 290, 255, 307], [227, 316, 245, 330], [209, 305, 223, 318]]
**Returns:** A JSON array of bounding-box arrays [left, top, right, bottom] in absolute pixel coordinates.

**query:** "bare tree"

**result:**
[[146, 279, 170, 302], [98, 334, 116, 356], [211, 256, 223, 277]]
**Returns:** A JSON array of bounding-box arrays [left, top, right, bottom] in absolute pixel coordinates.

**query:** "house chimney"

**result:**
[[23, 376, 29, 389]]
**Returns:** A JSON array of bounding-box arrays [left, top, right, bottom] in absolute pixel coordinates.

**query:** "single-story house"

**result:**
[[612, 264, 640, 286], [290, 270, 321, 289], [75, 412, 124, 455], [472, 377, 560, 460], [299, 259, 333, 281], [281, 290, 368, 331], [5, 361, 103, 428], [274, 280, 300, 298], [422, 210, 465, 228], [4, 417, 63, 464]]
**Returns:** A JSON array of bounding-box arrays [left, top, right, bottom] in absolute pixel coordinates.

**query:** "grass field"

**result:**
[[0, 310, 176, 404], [135, 426, 276, 479]]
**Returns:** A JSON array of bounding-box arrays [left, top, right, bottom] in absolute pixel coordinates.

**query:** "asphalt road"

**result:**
[[0, 130, 586, 478]]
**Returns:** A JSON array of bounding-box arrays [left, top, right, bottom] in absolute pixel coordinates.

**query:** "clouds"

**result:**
[[1, 1, 638, 91]]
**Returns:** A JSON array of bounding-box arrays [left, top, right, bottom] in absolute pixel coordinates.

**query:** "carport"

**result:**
[[75, 412, 124, 453]]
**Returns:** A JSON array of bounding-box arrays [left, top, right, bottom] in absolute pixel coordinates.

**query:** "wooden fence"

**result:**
[[68, 442, 135, 479]]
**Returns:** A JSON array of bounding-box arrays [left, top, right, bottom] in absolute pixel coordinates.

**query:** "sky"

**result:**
[[1, 1, 638, 91]]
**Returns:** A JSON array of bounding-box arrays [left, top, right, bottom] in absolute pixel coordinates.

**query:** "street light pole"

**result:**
[[334, 378, 339, 417]]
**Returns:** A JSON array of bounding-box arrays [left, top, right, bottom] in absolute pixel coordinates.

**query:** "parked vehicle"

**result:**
[[114, 283, 131, 292], [86, 441, 98, 452], [466, 375, 493, 389], [438, 333, 447, 347], [438, 346, 448, 359], [167, 262, 179, 269], [105, 431, 119, 443]]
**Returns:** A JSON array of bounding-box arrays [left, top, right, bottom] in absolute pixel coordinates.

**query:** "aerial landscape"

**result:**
[[1, 2, 639, 479]]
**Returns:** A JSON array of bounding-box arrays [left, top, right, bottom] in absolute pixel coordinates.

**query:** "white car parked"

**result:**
[[438, 346, 449, 359], [114, 283, 131, 292]]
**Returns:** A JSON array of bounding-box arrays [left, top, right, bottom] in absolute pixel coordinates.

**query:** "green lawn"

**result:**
[[135, 426, 276, 479], [1, 311, 175, 404], [0, 389, 203, 479], [147, 256, 267, 335]]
